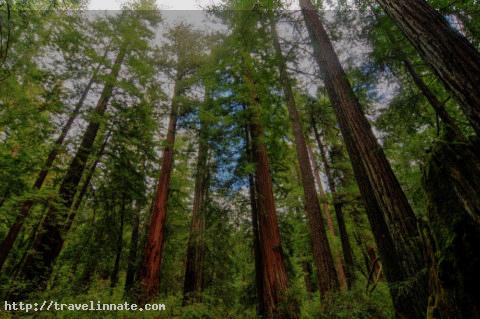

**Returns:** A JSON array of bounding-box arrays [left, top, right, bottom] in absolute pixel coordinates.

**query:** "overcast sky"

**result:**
[[88, 0, 217, 10], [88, 0, 300, 10]]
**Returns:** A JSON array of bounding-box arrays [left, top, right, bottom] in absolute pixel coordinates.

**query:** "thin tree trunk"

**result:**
[[124, 202, 140, 295], [300, 1, 427, 317], [111, 196, 126, 288], [138, 81, 180, 303], [65, 131, 111, 231], [306, 144, 335, 235], [270, 20, 339, 294], [401, 58, 464, 139], [376, 0, 480, 136], [182, 116, 209, 305], [12, 47, 126, 293], [311, 119, 356, 289], [302, 260, 315, 298], [0, 57, 103, 271], [245, 125, 266, 317], [306, 143, 348, 289], [370, 10, 464, 139]]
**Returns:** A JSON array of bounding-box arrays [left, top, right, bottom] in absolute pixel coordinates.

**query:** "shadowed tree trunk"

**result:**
[[243, 55, 298, 319], [110, 196, 126, 289], [310, 118, 355, 289], [375, 0, 480, 136], [244, 124, 266, 317], [65, 131, 111, 231], [138, 81, 181, 303], [0, 56, 104, 271], [270, 20, 339, 295], [306, 143, 348, 289], [302, 260, 315, 297], [182, 114, 209, 306], [124, 202, 140, 295], [11, 47, 126, 295], [300, 1, 428, 317], [423, 139, 480, 319]]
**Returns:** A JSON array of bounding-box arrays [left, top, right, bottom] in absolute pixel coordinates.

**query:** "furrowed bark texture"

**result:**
[[300, 1, 427, 317], [243, 57, 298, 319], [376, 0, 480, 136], [182, 118, 208, 305], [12, 48, 126, 294], [271, 20, 339, 294], [138, 83, 180, 303]]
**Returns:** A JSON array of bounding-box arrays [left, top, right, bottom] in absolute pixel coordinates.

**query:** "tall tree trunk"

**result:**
[[270, 20, 339, 295], [310, 119, 356, 289], [242, 56, 298, 319], [375, 0, 480, 136], [306, 144, 335, 235], [306, 143, 348, 289], [0, 59, 103, 271], [138, 82, 180, 303], [245, 125, 266, 317], [111, 196, 126, 289], [124, 202, 140, 295], [182, 116, 208, 305], [12, 47, 126, 294], [300, 1, 428, 317]]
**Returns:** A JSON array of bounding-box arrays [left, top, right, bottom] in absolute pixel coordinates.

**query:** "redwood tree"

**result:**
[[138, 81, 180, 302], [243, 55, 298, 318], [300, 0, 428, 317], [375, 0, 480, 136], [270, 19, 339, 294]]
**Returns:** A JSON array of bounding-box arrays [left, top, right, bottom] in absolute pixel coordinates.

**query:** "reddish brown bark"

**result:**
[[12, 47, 126, 293], [271, 20, 339, 295], [300, 1, 427, 317], [376, 0, 480, 136], [243, 56, 298, 319], [138, 84, 180, 303]]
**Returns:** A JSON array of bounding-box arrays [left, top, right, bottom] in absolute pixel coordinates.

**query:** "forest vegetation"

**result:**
[[0, 0, 479, 318]]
